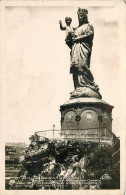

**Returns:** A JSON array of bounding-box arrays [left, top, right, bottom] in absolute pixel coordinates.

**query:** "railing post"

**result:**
[[53, 125, 55, 140]]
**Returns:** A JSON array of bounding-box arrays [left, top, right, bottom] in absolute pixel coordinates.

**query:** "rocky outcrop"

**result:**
[[8, 137, 120, 190]]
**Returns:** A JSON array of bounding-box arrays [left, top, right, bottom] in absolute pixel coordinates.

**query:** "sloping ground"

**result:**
[[8, 138, 120, 190], [5, 143, 27, 178]]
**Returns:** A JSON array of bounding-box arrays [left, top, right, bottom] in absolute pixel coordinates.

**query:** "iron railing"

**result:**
[[34, 127, 114, 145]]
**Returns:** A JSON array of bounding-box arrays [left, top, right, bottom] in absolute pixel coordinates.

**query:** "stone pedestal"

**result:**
[[60, 98, 114, 145]]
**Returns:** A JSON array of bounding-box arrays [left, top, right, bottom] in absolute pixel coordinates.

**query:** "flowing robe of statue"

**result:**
[[70, 23, 99, 92], [60, 8, 102, 99]]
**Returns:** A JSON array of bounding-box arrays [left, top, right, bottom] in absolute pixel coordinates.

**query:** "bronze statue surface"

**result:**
[[59, 8, 102, 99]]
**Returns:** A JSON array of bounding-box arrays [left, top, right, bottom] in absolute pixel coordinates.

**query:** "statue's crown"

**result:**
[[77, 8, 88, 15]]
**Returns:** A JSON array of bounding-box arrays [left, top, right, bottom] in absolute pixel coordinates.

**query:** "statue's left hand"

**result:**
[[73, 35, 87, 43], [72, 37, 79, 43]]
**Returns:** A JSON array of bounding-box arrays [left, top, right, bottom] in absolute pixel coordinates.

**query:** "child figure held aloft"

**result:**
[[59, 17, 75, 48]]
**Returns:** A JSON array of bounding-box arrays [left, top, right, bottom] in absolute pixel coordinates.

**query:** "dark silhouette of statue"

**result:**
[[59, 17, 75, 49], [59, 8, 102, 99]]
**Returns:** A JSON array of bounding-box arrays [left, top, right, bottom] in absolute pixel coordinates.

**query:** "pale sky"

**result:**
[[2, 5, 125, 144]]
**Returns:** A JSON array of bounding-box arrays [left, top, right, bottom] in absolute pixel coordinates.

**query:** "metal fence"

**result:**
[[34, 127, 114, 145]]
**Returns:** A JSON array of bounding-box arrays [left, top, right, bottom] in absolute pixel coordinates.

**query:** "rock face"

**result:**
[[11, 136, 120, 190]]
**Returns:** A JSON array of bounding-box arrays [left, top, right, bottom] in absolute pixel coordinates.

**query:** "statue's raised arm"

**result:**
[[59, 17, 75, 49]]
